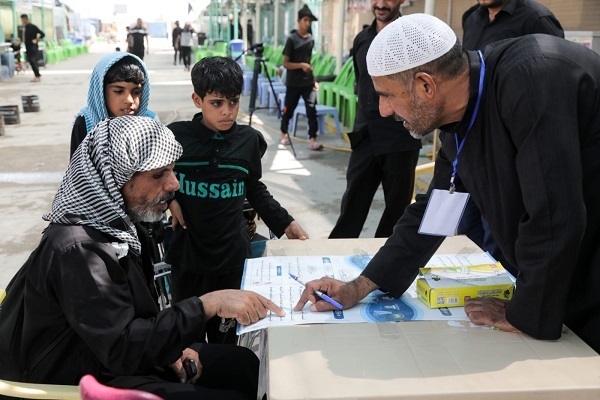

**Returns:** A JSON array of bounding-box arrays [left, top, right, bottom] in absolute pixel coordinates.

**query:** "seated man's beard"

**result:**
[[127, 192, 175, 223]]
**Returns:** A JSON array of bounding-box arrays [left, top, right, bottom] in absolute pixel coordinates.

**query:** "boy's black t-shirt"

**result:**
[[130, 27, 147, 51], [166, 113, 293, 276], [283, 31, 314, 87]]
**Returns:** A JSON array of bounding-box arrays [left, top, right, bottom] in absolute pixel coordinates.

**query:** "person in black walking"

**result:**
[[279, 5, 322, 150], [129, 18, 149, 61], [20, 14, 44, 82], [178, 23, 195, 71], [172, 21, 183, 65]]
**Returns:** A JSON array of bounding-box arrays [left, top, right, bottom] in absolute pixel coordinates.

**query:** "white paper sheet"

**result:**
[[424, 252, 497, 268], [237, 254, 470, 334]]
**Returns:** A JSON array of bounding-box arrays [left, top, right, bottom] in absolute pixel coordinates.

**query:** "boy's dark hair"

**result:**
[[104, 56, 146, 86], [191, 56, 243, 99], [20, 14, 28, 19]]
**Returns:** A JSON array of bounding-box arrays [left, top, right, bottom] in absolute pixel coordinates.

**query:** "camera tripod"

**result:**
[[243, 47, 297, 158]]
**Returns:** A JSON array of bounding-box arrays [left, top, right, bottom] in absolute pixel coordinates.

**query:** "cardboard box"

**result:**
[[416, 262, 514, 308]]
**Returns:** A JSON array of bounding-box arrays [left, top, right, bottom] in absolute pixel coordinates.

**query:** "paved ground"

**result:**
[[0, 39, 433, 288]]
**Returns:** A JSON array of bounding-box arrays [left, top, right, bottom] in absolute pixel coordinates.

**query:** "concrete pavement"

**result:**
[[0, 40, 432, 288]]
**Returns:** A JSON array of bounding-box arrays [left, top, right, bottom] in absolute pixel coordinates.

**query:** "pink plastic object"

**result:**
[[79, 375, 164, 400]]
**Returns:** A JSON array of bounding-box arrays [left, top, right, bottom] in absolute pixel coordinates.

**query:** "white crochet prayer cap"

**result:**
[[367, 13, 458, 77]]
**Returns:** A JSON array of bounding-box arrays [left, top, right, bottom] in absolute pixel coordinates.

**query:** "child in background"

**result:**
[[167, 56, 309, 344], [279, 5, 322, 150], [70, 51, 164, 276], [70, 52, 158, 157]]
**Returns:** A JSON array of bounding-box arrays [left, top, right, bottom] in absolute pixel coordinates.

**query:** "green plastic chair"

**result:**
[[339, 88, 358, 129], [331, 63, 354, 108], [245, 54, 256, 69], [194, 44, 211, 62], [320, 57, 354, 108], [264, 45, 284, 76], [313, 53, 331, 76], [45, 40, 65, 63], [211, 41, 228, 57], [62, 39, 78, 58]]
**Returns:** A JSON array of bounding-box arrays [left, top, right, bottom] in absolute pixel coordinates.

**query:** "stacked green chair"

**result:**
[[339, 85, 358, 130], [211, 41, 228, 57], [60, 39, 77, 58], [319, 57, 354, 108], [264, 45, 284, 77], [331, 63, 354, 112], [50, 40, 67, 63], [314, 53, 336, 78], [194, 43, 211, 62]]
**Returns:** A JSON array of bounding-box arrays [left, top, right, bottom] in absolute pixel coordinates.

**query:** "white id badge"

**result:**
[[418, 189, 470, 236]]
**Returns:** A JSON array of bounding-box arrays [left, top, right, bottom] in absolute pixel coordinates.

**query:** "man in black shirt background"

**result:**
[[329, 0, 421, 239], [458, 0, 564, 276], [20, 14, 44, 82], [129, 18, 149, 61], [462, 0, 563, 50], [295, 13, 600, 355], [172, 21, 183, 65]]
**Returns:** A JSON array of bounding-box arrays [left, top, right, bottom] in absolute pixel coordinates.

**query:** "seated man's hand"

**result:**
[[170, 348, 202, 383], [284, 221, 308, 240], [200, 290, 286, 326], [464, 297, 521, 333], [168, 199, 187, 229], [294, 276, 367, 312]]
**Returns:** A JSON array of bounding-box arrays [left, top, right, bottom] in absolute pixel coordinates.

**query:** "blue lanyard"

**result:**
[[450, 50, 485, 193]]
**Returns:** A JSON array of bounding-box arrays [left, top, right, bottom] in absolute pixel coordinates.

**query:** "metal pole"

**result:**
[[274, 0, 279, 46], [256, 0, 261, 44], [234, 1, 239, 40], [209, 0, 213, 39], [424, 0, 436, 15], [241, 1, 247, 48], [12, 0, 17, 37], [336, 0, 345, 73], [40, 0, 46, 35], [294, 0, 300, 21]]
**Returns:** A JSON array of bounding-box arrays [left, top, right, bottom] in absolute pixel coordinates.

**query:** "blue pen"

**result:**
[[289, 273, 343, 310]]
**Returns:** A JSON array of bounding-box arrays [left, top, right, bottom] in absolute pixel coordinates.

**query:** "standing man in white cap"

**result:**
[[295, 14, 600, 354], [329, 0, 421, 239]]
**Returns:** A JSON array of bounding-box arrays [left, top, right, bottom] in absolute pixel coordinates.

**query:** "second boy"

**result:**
[[167, 57, 309, 344]]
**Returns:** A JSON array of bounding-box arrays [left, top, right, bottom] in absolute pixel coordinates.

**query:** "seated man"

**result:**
[[0, 116, 284, 400]]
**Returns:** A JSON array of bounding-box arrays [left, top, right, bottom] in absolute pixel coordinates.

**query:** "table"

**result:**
[[262, 237, 600, 400]]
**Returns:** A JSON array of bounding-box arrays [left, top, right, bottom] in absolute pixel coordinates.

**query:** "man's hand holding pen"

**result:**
[[293, 275, 379, 312]]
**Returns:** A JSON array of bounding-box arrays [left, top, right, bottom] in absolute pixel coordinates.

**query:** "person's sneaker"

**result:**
[[280, 136, 291, 145], [30, 77, 41, 82], [309, 142, 324, 151]]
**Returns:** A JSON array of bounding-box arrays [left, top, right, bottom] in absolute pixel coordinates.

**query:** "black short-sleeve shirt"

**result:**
[[283, 31, 314, 88]]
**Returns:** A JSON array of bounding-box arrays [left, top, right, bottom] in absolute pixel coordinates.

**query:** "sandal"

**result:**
[[280, 136, 291, 145], [309, 142, 324, 151]]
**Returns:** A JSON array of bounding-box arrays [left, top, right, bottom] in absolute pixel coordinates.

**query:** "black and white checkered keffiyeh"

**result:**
[[44, 116, 183, 254]]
